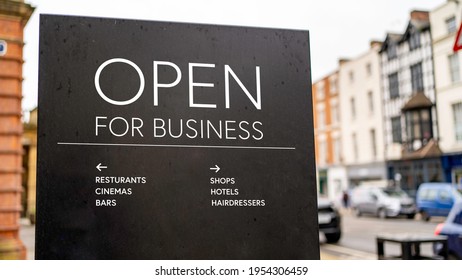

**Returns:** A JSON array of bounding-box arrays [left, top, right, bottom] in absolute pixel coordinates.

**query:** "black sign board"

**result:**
[[36, 14, 319, 260]]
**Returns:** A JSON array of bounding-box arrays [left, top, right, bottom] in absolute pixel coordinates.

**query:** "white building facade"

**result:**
[[431, 0, 462, 184], [338, 42, 387, 188]]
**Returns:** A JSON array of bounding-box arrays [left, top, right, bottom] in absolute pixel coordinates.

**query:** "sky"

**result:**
[[22, 0, 447, 111]]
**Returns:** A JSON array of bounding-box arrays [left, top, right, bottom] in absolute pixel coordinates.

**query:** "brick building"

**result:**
[[312, 71, 343, 198], [0, 0, 34, 259]]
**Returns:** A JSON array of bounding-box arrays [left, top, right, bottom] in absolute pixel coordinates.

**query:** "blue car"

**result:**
[[416, 183, 462, 221], [434, 200, 462, 259]]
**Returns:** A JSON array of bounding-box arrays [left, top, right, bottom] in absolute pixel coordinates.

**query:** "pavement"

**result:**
[[320, 243, 376, 260], [19, 218, 35, 260]]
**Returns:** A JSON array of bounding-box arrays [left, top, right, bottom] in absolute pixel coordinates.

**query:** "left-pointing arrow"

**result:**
[[96, 163, 107, 171]]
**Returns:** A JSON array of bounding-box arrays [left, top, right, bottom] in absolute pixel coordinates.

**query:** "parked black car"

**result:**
[[318, 197, 342, 243]]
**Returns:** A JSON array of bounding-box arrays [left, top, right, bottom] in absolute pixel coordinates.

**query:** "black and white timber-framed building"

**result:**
[[380, 10, 443, 193]]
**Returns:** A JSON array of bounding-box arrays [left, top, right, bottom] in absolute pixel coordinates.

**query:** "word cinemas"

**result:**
[[94, 58, 265, 141]]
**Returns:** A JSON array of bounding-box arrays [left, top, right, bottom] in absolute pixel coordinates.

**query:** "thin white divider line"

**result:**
[[57, 142, 296, 150]]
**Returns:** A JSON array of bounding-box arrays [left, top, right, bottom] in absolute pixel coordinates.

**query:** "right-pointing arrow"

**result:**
[[210, 165, 220, 173]]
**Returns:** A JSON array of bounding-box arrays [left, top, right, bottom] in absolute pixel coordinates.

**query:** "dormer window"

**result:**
[[387, 43, 397, 60], [409, 30, 421, 50]]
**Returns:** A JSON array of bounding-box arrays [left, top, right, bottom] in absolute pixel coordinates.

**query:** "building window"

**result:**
[[370, 129, 377, 159], [331, 102, 339, 125], [317, 109, 325, 129], [366, 63, 372, 76], [387, 43, 397, 60], [329, 76, 337, 93], [405, 108, 433, 144], [409, 31, 421, 50], [350, 97, 356, 119], [349, 71, 354, 83], [453, 102, 462, 142], [368, 91, 374, 114], [389, 72, 399, 98], [316, 82, 325, 100], [411, 63, 424, 93], [449, 53, 460, 83], [333, 137, 341, 164], [318, 140, 327, 165], [446, 16, 457, 34], [391, 116, 402, 143], [352, 133, 358, 160]]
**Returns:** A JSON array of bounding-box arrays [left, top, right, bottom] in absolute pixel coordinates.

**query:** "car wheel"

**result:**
[[378, 208, 387, 219], [355, 208, 362, 217], [448, 253, 459, 260], [325, 232, 341, 243], [406, 214, 415, 219], [420, 211, 430, 222]]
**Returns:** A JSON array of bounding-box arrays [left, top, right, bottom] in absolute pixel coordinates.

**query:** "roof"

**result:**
[[402, 92, 434, 111], [402, 139, 442, 160], [399, 19, 430, 44], [380, 11, 430, 53], [379, 33, 402, 53]]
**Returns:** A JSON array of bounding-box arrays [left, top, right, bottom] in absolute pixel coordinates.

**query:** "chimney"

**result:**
[[410, 10, 429, 21], [370, 40, 382, 49], [338, 58, 350, 65]]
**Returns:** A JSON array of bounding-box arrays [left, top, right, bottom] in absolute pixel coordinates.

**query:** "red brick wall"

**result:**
[[0, 0, 34, 259]]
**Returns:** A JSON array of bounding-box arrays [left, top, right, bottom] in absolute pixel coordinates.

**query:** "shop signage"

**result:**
[[36, 15, 318, 260]]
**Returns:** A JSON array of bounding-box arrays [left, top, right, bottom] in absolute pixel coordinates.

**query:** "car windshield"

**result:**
[[383, 189, 407, 197]]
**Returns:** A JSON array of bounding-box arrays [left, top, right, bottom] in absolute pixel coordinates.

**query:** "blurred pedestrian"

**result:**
[[342, 190, 349, 209]]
